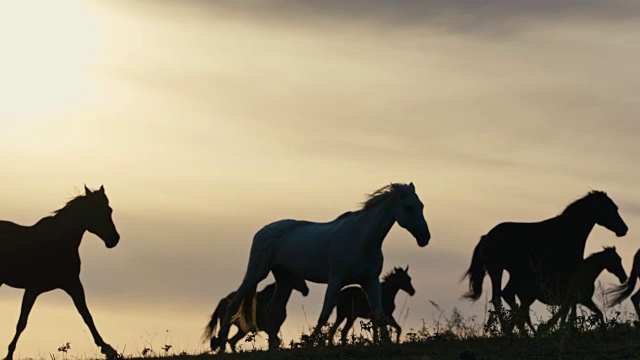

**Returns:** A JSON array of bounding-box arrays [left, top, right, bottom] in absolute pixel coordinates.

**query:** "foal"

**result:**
[[327, 266, 415, 344], [502, 247, 627, 333], [205, 278, 309, 352], [0, 186, 120, 360]]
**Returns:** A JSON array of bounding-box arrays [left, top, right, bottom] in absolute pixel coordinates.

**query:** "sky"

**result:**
[[0, 0, 639, 357]]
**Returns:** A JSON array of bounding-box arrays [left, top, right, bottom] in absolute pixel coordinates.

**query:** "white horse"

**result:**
[[214, 183, 431, 351]]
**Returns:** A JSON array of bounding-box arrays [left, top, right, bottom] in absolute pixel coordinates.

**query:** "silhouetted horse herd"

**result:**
[[0, 184, 639, 359]]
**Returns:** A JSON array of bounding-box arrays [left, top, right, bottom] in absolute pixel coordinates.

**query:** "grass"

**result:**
[[119, 304, 640, 360], [49, 285, 640, 360]]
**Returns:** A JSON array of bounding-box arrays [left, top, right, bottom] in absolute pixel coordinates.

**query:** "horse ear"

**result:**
[[84, 185, 92, 195], [409, 182, 415, 190], [99, 185, 105, 193], [405, 265, 409, 272]]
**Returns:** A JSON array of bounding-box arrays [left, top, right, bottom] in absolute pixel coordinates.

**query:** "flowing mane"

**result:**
[[381, 268, 397, 282], [53, 194, 87, 216], [362, 183, 411, 210], [561, 190, 608, 216]]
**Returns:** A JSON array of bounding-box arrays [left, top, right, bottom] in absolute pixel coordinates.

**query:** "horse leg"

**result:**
[[501, 279, 526, 332], [580, 299, 604, 324], [228, 329, 245, 353], [62, 279, 117, 359], [5, 289, 40, 360], [538, 301, 571, 334], [265, 268, 295, 349], [566, 304, 578, 328], [327, 319, 341, 345], [631, 290, 640, 318], [501, 279, 518, 310], [310, 277, 345, 342], [515, 295, 537, 335], [487, 268, 509, 333], [329, 300, 353, 345], [386, 316, 402, 343], [360, 278, 390, 343], [217, 257, 271, 353], [340, 316, 356, 345]]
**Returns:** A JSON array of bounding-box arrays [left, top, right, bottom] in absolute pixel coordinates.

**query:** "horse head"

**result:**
[[390, 265, 415, 296], [589, 191, 628, 237], [602, 246, 628, 283], [393, 183, 431, 247], [82, 185, 120, 248]]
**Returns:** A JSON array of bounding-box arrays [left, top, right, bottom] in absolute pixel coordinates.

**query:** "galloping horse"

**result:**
[[204, 277, 309, 353], [327, 266, 415, 344], [463, 191, 627, 328], [0, 186, 120, 360], [214, 183, 430, 352], [503, 247, 627, 333], [608, 248, 640, 316]]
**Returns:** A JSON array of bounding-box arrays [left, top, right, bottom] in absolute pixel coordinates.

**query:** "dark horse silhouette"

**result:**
[[608, 248, 640, 317], [463, 191, 627, 329], [0, 186, 120, 360], [204, 277, 309, 353], [327, 266, 415, 344], [214, 183, 430, 352], [503, 247, 627, 333]]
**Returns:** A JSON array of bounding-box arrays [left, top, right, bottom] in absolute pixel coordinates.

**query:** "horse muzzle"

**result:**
[[616, 226, 628, 237], [417, 232, 430, 247], [105, 233, 120, 248]]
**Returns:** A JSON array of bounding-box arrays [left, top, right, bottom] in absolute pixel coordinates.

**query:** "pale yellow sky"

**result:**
[[0, 0, 639, 357]]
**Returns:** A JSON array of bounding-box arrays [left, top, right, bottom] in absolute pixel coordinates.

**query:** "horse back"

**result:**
[[0, 220, 31, 240], [0, 218, 80, 288], [0, 220, 38, 257], [482, 218, 561, 257]]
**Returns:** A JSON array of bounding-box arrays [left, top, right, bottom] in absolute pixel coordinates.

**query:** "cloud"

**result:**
[[149, 0, 640, 34]]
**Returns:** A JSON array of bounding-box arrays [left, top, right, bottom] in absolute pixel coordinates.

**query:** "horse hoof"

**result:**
[[101, 345, 120, 360], [209, 337, 220, 351]]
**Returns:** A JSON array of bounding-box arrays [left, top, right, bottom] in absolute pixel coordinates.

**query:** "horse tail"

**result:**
[[232, 287, 259, 333], [608, 249, 640, 306], [462, 236, 487, 301], [202, 297, 228, 343]]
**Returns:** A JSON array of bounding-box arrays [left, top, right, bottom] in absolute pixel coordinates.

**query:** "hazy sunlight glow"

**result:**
[[0, 1, 103, 123]]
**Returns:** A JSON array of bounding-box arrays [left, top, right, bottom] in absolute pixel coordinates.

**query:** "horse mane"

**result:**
[[335, 211, 353, 220], [561, 190, 608, 216], [53, 194, 88, 216], [382, 267, 402, 282], [362, 183, 410, 210], [586, 246, 616, 259]]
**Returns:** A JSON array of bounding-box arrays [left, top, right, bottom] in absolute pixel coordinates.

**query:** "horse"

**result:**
[[462, 190, 627, 329], [327, 266, 415, 344], [213, 183, 430, 352], [608, 248, 640, 316], [204, 276, 309, 353], [502, 247, 627, 333], [0, 185, 120, 360]]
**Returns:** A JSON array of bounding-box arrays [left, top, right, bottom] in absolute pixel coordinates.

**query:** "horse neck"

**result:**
[[43, 210, 88, 249], [560, 211, 597, 257], [380, 280, 400, 313], [579, 255, 608, 284], [355, 203, 396, 251]]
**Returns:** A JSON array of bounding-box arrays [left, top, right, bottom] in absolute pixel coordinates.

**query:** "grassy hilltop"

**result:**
[[129, 309, 640, 360]]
